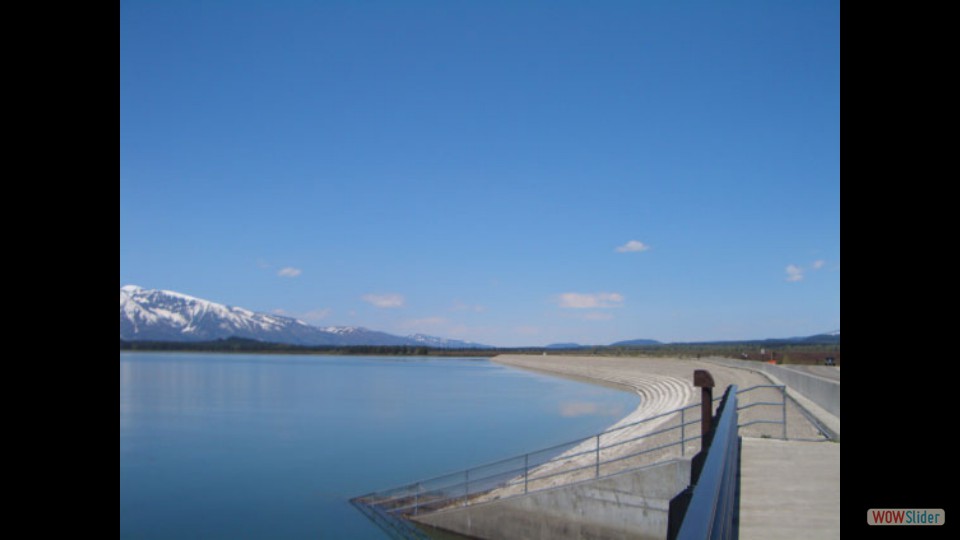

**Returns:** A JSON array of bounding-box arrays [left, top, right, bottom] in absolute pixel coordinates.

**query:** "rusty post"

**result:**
[[694, 370, 715, 438]]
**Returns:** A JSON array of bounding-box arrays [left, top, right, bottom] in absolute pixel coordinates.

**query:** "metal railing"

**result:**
[[733, 384, 787, 440], [674, 385, 741, 540], [350, 498, 431, 540], [351, 384, 785, 535]]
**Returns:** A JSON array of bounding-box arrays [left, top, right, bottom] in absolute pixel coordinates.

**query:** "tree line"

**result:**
[[120, 337, 839, 364]]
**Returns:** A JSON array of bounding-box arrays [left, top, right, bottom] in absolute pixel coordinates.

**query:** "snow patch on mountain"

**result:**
[[119, 286, 485, 347]]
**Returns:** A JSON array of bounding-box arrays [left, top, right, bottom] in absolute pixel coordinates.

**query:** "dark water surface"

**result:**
[[119, 353, 638, 538]]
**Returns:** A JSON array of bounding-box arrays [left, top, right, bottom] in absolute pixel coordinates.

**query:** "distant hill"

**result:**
[[793, 332, 841, 345], [746, 331, 840, 346], [546, 343, 590, 349], [407, 334, 493, 349], [609, 338, 662, 347], [606, 332, 837, 348], [681, 331, 840, 347]]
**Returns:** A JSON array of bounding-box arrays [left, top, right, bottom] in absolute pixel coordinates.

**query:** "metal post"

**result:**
[[695, 370, 716, 439], [465, 470, 470, 506], [681, 407, 686, 456], [596, 434, 601, 478], [414, 483, 420, 516], [524, 454, 529, 494], [781, 385, 788, 440]]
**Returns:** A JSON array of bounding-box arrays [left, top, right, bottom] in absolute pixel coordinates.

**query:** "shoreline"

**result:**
[[492, 355, 640, 396], [469, 355, 698, 500], [492, 354, 698, 406], [492, 354, 696, 443], [491, 354, 825, 441]]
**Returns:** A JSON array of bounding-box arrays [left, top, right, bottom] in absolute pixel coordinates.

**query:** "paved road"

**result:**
[[740, 438, 840, 540], [780, 365, 841, 382]]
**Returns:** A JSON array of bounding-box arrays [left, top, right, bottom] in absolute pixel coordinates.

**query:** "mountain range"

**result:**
[[120, 286, 838, 349], [119, 286, 490, 348]]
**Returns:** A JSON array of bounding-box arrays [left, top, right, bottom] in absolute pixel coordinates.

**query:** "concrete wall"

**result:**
[[709, 358, 840, 419], [414, 459, 691, 540], [767, 366, 840, 419]]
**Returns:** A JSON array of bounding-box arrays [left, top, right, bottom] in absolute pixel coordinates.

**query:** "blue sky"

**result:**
[[120, 1, 840, 347]]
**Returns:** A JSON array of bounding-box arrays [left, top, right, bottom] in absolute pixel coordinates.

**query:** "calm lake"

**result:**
[[119, 353, 639, 538]]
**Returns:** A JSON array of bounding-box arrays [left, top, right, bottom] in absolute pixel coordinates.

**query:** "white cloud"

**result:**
[[362, 293, 406, 309], [277, 267, 302, 278], [812, 260, 826, 270], [558, 292, 625, 309], [615, 240, 651, 253], [785, 265, 804, 282]]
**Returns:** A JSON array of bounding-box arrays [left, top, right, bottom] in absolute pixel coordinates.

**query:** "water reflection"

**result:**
[[120, 353, 638, 539]]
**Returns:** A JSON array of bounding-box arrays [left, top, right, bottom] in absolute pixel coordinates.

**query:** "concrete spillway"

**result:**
[[414, 458, 692, 540]]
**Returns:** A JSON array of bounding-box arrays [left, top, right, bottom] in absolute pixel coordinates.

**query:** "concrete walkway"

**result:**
[[739, 438, 840, 540]]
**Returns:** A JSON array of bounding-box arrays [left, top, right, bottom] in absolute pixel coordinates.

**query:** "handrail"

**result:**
[[352, 383, 786, 533], [355, 404, 704, 513], [354, 399, 706, 506], [674, 385, 740, 540]]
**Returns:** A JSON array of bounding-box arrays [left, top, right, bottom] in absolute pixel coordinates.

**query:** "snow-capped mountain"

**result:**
[[119, 286, 488, 348]]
